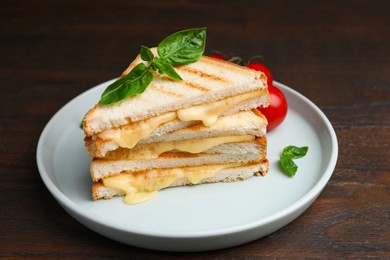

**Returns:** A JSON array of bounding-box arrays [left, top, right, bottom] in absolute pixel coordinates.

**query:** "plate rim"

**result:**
[[36, 80, 338, 240]]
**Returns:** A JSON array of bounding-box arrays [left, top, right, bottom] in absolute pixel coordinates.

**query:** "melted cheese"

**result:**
[[96, 90, 264, 148], [102, 163, 241, 204], [97, 112, 176, 149], [177, 90, 263, 126], [131, 135, 255, 159]]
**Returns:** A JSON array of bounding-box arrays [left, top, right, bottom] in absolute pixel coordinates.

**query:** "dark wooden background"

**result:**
[[1, 0, 389, 258]]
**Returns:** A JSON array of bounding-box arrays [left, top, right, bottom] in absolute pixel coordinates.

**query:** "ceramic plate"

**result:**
[[37, 80, 338, 252]]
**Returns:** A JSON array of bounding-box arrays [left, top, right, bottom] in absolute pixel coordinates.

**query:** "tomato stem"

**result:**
[[228, 56, 244, 65], [247, 55, 265, 65]]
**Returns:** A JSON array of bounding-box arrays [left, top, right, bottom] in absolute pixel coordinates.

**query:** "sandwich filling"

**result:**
[[95, 90, 265, 149], [103, 135, 255, 160], [176, 90, 265, 126], [102, 162, 248, 204]]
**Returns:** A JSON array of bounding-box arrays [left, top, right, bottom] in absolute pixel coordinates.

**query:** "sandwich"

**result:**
[[90, 110, 269, 204], [82, 29, 270, 204], [83, 50, 269, 155]]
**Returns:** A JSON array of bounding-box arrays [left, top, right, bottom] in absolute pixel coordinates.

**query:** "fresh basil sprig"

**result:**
[[100, 27, 206, 105], [279, 145, 308, 177]]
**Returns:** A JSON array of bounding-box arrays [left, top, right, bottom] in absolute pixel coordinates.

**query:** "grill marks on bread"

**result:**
[[177, 66, 228, 85], [180, 81, 210, 92], [150, 84, 186, 98]]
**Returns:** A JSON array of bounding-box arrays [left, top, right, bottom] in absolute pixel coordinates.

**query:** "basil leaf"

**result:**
[[149, 62, 157, 72], [157, 27, 206, 66], [283, 146, 308, 159], [98, 28, 207, 105], [280, 154, 298, 177], [100, 63, 153, 105], [279, 145, 308, 177], [154, 59, 182, 81], [140, 45, 154, 62]]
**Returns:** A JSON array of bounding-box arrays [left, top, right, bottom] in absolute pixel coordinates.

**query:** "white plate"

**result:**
[[37, 80, 338, 252]]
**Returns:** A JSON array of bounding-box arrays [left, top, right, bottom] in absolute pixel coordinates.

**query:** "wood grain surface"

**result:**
[[1, 0, 389, 258]]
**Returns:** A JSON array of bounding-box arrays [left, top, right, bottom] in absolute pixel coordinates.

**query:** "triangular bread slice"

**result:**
[[83, 48, 269, 136]]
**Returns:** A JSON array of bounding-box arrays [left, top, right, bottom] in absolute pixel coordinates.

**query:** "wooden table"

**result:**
[[1, 0, 389, 258]]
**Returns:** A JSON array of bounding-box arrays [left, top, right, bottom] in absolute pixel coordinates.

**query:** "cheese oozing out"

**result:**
[[96, 90, 264, 149], [97, 112, 176, 149], [177, 90, 263, 126], [102, 163, 242, 204], [114, 135, 255, 159]]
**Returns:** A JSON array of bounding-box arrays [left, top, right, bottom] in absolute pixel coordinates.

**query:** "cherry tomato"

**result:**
[[258, 85, 288, 131], [247, 62, 287, 130], [209, 53, 225, 60], [247, 62, 273, 87]]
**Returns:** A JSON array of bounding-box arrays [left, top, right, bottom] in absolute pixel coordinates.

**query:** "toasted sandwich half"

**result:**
[[83, 49, 270, 205], [83, 48, 269, 153], [90, 110, 269, 204]]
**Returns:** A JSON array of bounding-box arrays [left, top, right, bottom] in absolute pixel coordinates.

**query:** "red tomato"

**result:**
[[209, 53, 225, 60], [258, 85, 288, 131], [247, 62, 273, 87], [247, 62, 287, 130]]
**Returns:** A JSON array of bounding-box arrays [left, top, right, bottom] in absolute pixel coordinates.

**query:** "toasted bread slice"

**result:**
[[86, 110, 267, 157], [90, 136, 267, 182], [92, 161, 269, 201], [83, 48, 268, 136]]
